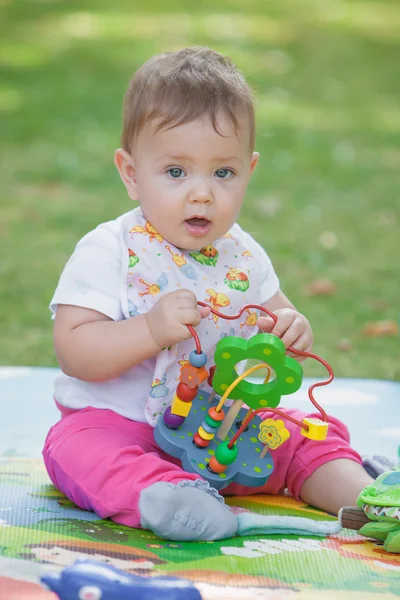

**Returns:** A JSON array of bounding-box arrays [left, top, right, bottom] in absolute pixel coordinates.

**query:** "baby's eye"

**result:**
[[215, 168, 234, 179], [167, 167, 185, 179]]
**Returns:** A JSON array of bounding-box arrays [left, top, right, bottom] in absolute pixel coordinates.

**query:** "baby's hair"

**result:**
[[121, 47, 255, 152]]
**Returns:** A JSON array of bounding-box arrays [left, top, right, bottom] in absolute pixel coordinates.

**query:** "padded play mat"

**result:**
[[1, 368, 399, 599]]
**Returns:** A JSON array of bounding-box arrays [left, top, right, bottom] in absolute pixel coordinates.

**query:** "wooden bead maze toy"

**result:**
[[154, 303, 333, 490]]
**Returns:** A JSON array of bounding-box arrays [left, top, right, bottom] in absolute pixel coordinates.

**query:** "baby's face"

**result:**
[[130, 113, 258, 250]]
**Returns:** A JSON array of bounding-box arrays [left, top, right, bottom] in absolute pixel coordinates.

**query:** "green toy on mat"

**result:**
[[340, 465, 400, 553]]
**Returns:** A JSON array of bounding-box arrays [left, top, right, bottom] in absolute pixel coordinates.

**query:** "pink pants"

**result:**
[[43, 405, 362, 529]]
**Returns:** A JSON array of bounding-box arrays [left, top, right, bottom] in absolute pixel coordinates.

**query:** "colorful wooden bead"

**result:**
[[189, 350, 207, 368], [171, 395, 192, 417], [193, 432, 209, 448], [200, 420, 216, 434], [215, 441, 238, 466], [204, 412, 222, 429], [163, 407, 185, 429], [176, 382, 197, 403], [208, 456, 227, 473], [180, 364, 208, 389], [207, 365, 216, 386], [198, 426, 214, 441], [301, 417, 328, 440], [207, 407, 225, 422]]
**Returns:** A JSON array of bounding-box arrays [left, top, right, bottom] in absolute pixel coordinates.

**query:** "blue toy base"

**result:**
[[154, 391, 274, 490]]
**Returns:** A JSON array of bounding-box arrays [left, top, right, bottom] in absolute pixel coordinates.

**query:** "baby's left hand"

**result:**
[[257, 309, 313, 362]]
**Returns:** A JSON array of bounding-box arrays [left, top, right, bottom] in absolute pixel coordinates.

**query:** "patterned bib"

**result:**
[[121, 209, 266, 425]]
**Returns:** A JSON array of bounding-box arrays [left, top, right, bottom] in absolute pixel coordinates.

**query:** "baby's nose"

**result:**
[[194, 191, 212, 203], [188, 179, 214, 203]]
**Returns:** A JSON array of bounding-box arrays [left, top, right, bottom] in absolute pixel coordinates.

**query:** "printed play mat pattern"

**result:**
[[0, 459, 399, 599]]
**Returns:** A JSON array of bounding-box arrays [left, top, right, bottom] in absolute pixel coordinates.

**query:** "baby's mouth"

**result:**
[[186, 217, 209, 227], [184, 217, 211, 237]]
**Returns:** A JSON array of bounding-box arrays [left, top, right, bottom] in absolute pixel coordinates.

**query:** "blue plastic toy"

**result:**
[[154, 302, 332, 489], [41, 559, 202, 600], [154, 389, 274, 489]]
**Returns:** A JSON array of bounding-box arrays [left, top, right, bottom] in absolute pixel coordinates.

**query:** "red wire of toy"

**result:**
[[228, 406, 307, 448], [187, 302, 332, 423], [187, 325, 202, 354]]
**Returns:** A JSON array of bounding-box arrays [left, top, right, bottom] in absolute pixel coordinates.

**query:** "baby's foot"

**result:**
[[139, 480, 237, 541], [362, 455, 396, 479]]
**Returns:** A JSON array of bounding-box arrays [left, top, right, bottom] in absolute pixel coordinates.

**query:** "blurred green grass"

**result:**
[[1, 0, 399, 380]]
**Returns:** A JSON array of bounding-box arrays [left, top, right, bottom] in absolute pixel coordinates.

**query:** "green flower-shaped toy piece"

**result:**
[[212, 333, 303, 409], [357, 466, 400, 553]]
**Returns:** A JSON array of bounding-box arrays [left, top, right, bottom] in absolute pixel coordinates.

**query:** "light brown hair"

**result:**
[[121, 47, 256, 152]]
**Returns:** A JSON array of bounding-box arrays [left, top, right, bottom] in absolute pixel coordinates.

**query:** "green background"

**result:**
[[1, 0, 399, 380]]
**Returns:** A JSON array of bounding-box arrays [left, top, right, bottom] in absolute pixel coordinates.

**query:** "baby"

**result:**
[[44, 47, 373, 541]]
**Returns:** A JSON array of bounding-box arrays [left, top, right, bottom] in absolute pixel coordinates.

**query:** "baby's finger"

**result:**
[[181, 325, 195, 341], [180, 308, 202, 327], [287, 333, 312, 362], [198, 305, 211, 319], [279, 318, 305, 348], [177, 290, 198, 308], [270, 313, 297, 341], [256, 316, 275, 332]]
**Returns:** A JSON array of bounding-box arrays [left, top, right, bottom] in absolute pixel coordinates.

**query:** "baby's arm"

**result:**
[[54, 290, 209, 382], [257, 289, 313, 360], [54, 305, 159, 382]]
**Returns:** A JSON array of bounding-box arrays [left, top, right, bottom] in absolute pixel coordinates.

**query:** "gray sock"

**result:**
[[139, 480, 238, 541], [362, 455, 395, 478]]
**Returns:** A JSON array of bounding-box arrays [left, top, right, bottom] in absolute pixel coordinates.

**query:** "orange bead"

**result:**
[[180, 364, 208, 389], [176, 382, 198, 402], [193, 433, 209, 448], [208, 456, 227, 473], [208, 407, 225, 422]]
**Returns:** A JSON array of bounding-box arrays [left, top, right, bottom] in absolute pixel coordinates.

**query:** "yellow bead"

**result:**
[[301, 417, 328, 441], [171, 395, 192, 417], [198, 426, 215, 441]]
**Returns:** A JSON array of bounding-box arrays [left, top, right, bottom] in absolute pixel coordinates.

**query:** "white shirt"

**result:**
[[50, 208, 279, 426]]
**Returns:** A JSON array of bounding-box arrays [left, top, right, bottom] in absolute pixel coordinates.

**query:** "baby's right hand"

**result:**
[[146, 290, 210, 349]]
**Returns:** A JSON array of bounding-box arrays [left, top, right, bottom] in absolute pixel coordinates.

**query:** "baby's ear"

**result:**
[[250, 151, 259, 175], [114, 148, 139, 201]]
